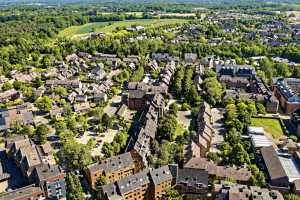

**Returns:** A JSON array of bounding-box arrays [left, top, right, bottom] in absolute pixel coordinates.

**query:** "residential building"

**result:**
[[174, 167, 209, 199], [73, 102, 90, 113], [86, 151, 143, 189], [0, 89, 20, 103], [101, 165, 173, 200], [214, 181, 284, 200], [216, 64, 256, 90], [0, 161, 10, 193], [149, 165, 173, 200], [272, 78, 300, 114], [185, 157, 252, 184], [260, 146, 300, 188], [184, 53, 198, 64], [0, 185, 45, 200], [0, 104, 33, 131], [7, 135, 43, 178], [101, 170, 151, 200], [45, 79, 82, 89], [31, 164, 66, 199], [291, 108, 300, 136]]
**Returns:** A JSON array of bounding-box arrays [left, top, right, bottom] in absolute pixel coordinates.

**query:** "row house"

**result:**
[[45, 79, 82, 89], [151, 53, 180, 63], [183, 102, 213, 161]]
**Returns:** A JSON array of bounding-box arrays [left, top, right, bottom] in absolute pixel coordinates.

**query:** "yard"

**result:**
[[58, 18, 188, 39], [251, 117, 284, 139]]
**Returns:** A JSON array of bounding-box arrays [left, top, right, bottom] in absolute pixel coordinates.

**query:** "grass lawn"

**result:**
[[173, 123, 186, 140], [58, 18, 188, 39], [251, 118, 284, 139]]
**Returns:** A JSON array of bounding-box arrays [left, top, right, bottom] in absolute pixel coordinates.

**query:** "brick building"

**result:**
[[86, 151, 143, 189], [101, 165, 173, 200]]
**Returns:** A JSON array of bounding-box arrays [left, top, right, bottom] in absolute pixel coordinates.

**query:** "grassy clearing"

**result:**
[[251, 118, 284, 139], [173, 123, 186, 140], [58, 18, 188, 39]]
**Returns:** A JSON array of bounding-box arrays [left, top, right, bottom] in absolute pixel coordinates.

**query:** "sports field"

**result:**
[[58, 18, 188, 39]]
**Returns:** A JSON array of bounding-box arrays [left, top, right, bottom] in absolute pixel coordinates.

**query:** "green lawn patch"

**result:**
[[251, 117, 284, 139], [58, 18, 188, 39], [173, 123, 186, 140]]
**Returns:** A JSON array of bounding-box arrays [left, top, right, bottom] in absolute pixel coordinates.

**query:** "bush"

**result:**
[[182, 103, 191, 111]]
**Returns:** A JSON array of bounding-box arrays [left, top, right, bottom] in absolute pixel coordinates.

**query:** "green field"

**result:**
[[58, 18, 188, 39], [251, 118, 284, 139]]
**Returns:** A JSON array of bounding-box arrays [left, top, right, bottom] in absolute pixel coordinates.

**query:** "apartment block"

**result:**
[[86, 151, 143, 189]]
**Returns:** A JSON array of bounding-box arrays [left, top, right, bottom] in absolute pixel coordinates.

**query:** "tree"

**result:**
[[203, 68, 216, 79], [286, 194, 300, 200], [169, 103, 179, 115], [54, 86, 68, 96], [10, 120, 23, 135], [62, 139, 92, 170], [34, 96, 53, 112], [66, 173, 85, 200], [161, 188, 182, 200], [158, 114, 178, 141], [202, 77, 224, 105], [2, 82, 13, 91], [95, 176, 107, 190], [207, 152, 219, 163], [102, 113, 112, 130], [102, 142, 114, 158], [20, 125, 35, 137], [35, 124, 50, 144], [256, 103, 266, 114]]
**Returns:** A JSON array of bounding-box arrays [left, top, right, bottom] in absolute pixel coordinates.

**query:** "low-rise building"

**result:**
[[31, 164, 66, 199], [291, 108, 300, 137], [0, 89, 20, 103], [214, 181, 284, 200], [216, 64, 256, 90], [174, 167, 209, 199], [101, 165, 173, 200], [0, 162, 10, 193], [185, 158, 252, 184], [260, 146, 300, 188], [0, 185, 44, 200], [45, 79, 82, 89], [86, 151, 143, 189], [0, 104, 34, 131], [272, 78, 300, 114]]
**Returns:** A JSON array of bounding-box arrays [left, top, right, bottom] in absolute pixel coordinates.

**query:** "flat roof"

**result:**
[[250, 134, 273, 148], [279, 155, 300, 182], [247, 126, 265, 135]]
